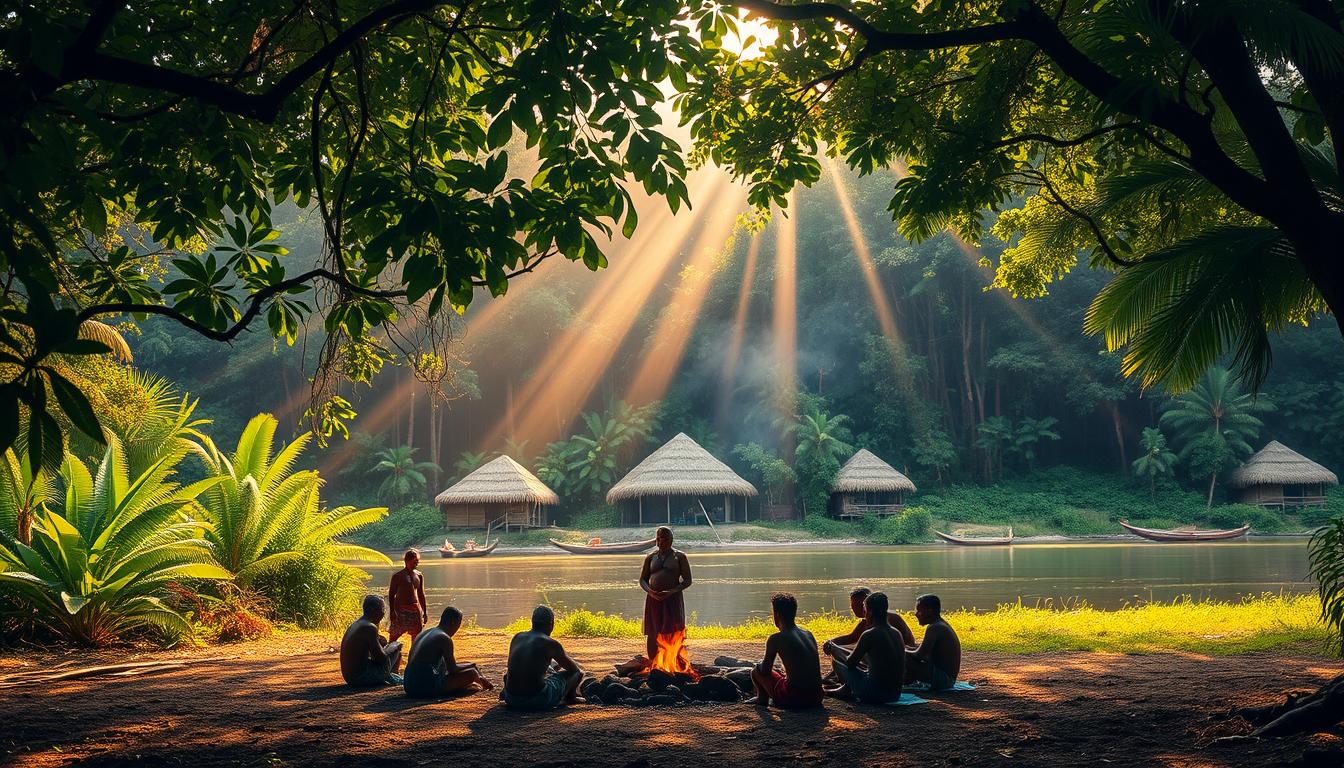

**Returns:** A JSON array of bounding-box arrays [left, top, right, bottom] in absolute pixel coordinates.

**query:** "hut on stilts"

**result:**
[[434, 455, 559, 531], [1227, 441, 1337, 509], [829, 448, 916, 519], [606, 433, 757, 526]]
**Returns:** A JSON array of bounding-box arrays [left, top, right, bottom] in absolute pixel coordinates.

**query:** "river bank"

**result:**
[[2, 632, 1340, 768]]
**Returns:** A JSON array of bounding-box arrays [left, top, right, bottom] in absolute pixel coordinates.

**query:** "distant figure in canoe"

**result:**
[[746, 592, 823, 709], [403, 605, 494, 698], [387, 548, 428, 642], [639, 526, 692, 664], [340, 595, 404, 687], [503, 605, 585, 710], [822, 585, 916, 681], [906, 594, 962, 690], [826, 591, 905, 704]]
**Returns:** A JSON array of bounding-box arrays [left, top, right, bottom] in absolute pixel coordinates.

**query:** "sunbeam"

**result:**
[[716, 235, 761, 428], [771, 192, 798, 436]]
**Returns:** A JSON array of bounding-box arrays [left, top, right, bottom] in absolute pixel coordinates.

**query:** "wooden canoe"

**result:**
[[549, 538, 656, 555], [438, 542, 498, 558], [1119, 521, 1250, 542], [934, 527, 1014, 546]]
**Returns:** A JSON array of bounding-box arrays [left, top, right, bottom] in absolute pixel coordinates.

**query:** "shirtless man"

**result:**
[[402, 606, 494, 698], [828, 592, 904, 704], [905, 594, 962, 690], [502, 605, 585, 710], [639, 526, 692, 663], [339, 595, 404, 687], [747, 592, 823, 709], [387, 548, 428, 642], [822, 586, 916, 680]]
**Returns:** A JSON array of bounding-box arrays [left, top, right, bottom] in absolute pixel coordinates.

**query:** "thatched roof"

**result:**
[[606, 433, 757, 503], [1228, 441, 1338, 488], [831, 448, 916, 494], [435, 455, 559, 506]]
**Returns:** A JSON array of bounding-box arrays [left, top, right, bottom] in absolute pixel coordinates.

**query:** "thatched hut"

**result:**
[[434, 455, 559, 530], [606, 433, 757, 526], [1228, 441, 1337, 508], [829, 448, 916, 519]]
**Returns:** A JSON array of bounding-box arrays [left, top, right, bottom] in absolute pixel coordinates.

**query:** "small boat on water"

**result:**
[[438, 540, 498, 558], [549, 538, 657, 555], [934, 527, 1014, 546], [1119, 520, 1250, 542]]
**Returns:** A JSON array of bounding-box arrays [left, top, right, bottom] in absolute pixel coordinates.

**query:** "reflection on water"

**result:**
[[361, 541, 1315, 628]]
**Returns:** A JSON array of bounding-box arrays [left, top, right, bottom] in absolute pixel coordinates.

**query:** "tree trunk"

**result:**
[[406, 390, 415, 450], [1110, 403, 1127, 474], [1220, 673, 1344, 740], [1206, 472, 1217, 510]]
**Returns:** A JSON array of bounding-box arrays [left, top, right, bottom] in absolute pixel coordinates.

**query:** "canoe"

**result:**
[[549, 538, 657, 555], [1119, 521, 1250, 542], [438, 542, 498, 558], [934, 527, 1014, 546]]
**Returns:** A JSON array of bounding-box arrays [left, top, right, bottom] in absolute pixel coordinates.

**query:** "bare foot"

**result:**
[[743, 696, 769, 707], [823, 685, 852, 700], [479, 677, 495, 691]]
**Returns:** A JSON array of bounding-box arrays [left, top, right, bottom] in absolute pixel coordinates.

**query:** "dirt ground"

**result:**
[[2, 633, 1342, 768]]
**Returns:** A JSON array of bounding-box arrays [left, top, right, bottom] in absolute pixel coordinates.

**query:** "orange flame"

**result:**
[[650, 630, 699, 680]]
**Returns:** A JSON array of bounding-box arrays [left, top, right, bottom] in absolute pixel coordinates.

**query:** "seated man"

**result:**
[[905, 594, 962, 690], [828, 591, 904, 704], [403, 606, 494, 698], [823, 586, 916, 680], [747, 592, 823, 709], [502, 605, 585, 710], [340, 595, 404, 687]]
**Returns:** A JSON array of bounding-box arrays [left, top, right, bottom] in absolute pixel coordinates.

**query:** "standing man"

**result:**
[[639, 526, 692, 664], [387, 548, 428, 643]]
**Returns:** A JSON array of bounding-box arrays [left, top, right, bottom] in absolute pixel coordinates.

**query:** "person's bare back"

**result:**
[[771, 626, 823, 692], [339, 596, 402, 687], [502, 606, 584, 711], [506, 631, 564, 697]]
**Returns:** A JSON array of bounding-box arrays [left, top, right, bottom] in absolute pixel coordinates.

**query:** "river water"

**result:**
[[362, 540, 1315, 628]]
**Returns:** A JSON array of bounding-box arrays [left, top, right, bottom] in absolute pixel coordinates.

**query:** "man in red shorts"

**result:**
[[386, 549, 428, 642], [747, 592, 824, 709]]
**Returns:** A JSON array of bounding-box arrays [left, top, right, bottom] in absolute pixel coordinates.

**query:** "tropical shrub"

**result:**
[[195, 414, 390, 624], [354, 502, 442, 551], [570, 507, 621, 530], [0, 438, 229, 645], [1309, 514, 1344, 654], [873, 507, 933, 544]]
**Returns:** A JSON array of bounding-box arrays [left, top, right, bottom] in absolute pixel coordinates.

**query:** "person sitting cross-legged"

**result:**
[[502, 605, 585, 710], [340, 595, 404, 687], [746, 592, 824, 709], [403, 606, 494, 698], [905, 594, 962, 691], [822, 585, 916, 682], [826, 591, 904, 704]]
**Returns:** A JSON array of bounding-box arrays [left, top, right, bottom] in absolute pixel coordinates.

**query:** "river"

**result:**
[[361, 540, 1315, 628]]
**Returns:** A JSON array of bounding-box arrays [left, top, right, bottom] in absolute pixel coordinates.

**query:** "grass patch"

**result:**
[[492, 594, 1331, 656]]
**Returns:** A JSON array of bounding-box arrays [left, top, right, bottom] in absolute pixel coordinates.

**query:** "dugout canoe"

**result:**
[[549, 538, 657, 555], [934, 527, 1014, 546], [1119, 521, 1250, 542], [438, 542, 498, 558]]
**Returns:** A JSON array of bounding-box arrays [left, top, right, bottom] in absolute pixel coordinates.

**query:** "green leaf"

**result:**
[[46, 370, 105, 444]]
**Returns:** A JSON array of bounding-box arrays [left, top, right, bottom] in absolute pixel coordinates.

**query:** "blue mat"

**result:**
[[905, 681, 976, 692], [882, 693, 929, 706]]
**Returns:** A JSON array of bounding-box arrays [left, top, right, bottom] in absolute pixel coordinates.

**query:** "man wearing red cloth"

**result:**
[[639, 526, 693, 664]]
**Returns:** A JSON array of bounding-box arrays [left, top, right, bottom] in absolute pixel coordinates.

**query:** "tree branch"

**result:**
[[61, 0, 449, 123], [76, 268, 406, 342], [987, 122, 1140, 150]]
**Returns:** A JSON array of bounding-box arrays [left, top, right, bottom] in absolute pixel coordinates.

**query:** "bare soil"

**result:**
[[2, 633, 1342, 767]]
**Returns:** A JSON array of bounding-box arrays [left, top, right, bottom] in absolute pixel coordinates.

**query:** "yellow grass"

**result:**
[[491, 594, 1331, 656]]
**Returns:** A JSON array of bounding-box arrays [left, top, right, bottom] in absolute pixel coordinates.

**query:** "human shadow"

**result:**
[[364, 687, 490, 713], [278, 682, 396, 702]]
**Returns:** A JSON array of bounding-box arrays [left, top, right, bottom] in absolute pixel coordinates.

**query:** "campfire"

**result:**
[[648, 630, 699, 682], [582, 653, 754, 706]]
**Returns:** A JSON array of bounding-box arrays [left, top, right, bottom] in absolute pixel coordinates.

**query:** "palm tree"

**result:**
[[0, 449, 55, 545], [369, 445, 438, 504], [1131, 427, 1178, 499], [196, 414, 390, 585], [1159, 367, 1273, 509], [454, 451, 488, 481], [0, 437, 229, 644], [788, 408, 854, 466], [788, 407, 853, 514], [1010, 416, 1061, 471]]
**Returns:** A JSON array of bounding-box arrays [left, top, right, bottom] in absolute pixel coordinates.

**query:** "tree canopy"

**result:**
[[6, 0, 1344, 473], [681, 0, 1344, 390]]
